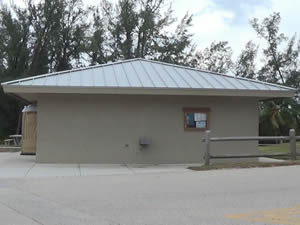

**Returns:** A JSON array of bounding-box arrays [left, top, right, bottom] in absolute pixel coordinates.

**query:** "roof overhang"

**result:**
[[1, 59, 297, 102], [2, 85, 295, 102]]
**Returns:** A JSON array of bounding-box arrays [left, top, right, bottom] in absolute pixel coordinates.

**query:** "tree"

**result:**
[[28, 0, 90, 73], [52, 0, 90, 71], [0, 0, 91, 140], [250, 12, 300, 83], [192, 41, 233, 73], [0, 0, 195, 140], [86, 7, 107, 65], [234, 41, 258, 79], [27, 0, 59, 75], [0, 6, 30, 79], [135, 0, 163, 58], [153, 13, 194, 65], [89, 0, 194, 64], [0, 5, 31, 139], [285, 71, 300, 133], [250, 12, 300, 136]]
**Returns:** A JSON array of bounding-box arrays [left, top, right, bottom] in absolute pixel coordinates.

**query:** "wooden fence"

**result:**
[[203, 129, 300, 166]]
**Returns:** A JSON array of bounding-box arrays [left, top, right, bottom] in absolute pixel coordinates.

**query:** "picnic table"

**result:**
[[9, 135, 22, 146]]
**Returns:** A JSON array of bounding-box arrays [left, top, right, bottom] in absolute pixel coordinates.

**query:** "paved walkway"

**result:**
[[0, 152, 300, 225], [0, 152, 197, 178], [0, 159, 299, 225]]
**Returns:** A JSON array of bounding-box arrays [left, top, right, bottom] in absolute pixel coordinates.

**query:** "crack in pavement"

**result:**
[[0, 199, 44, 225], [0, 187, 109, 225]]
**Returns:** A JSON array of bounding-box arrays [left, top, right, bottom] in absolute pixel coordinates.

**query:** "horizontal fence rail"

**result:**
[[210, 136, 294, 142], [210, 153, 292, 159], [203, 129, 300, 166], [210, 136, 300, 142]]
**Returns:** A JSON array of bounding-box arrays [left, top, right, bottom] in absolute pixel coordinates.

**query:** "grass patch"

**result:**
[[259, 142, 300, 160], [259, 142, 300, 153], [188, 161, 300, 171], [189, 142, 300, 171]]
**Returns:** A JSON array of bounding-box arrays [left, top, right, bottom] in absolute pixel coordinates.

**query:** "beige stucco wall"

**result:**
[[35, 94, 259, 163]]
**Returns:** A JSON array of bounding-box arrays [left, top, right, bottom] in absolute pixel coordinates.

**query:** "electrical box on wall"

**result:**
[[139, 137, 151, 149]]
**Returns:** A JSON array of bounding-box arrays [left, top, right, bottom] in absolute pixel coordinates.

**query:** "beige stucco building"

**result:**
[[2, 59, 295, 163]]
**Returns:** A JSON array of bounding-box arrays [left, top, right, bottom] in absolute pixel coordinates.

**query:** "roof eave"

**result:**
[[2, 85, 295, 98]]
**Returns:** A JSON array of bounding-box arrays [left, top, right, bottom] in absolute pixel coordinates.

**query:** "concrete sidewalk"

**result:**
[[0, 152, 197, 178], [0, 162, 299, 225], [0, 152, 286, 178]]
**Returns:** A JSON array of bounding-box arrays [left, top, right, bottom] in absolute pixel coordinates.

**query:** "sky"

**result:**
[[3, 0, 300, 60], [167, 0, 300, 60]]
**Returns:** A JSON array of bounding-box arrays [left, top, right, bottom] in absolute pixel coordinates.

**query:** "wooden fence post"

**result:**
[[204, 130, 211, 166], [289, 129, 297, 160]]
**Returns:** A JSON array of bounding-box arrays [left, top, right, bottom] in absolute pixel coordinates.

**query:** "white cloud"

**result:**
[[183, 0, 300, 62], [171, 0, 213, 17], [170, 0, 237, 50], [194, 9, 234, 34], [251, 0, 300, 37]]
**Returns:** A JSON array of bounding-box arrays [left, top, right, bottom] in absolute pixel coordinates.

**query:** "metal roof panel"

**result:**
[[1, 58, 295, 97], [186, 70, 213, 88], [121, 61, 142, 87], [103, 65, 118, 87], [173, 67, 200, 88], [93, 67, 106, 87], [69, 71, 81, 86], [57, 73, 70, 86], [81, 70, 94, 87], [164, 65, 190, 88], [199, 72, 225, 89], [149, 62, 178, 88], [112, 63, 130, 87], [139, 61, 165, 88], [133, 61, 155, 87], [212, 74, 238, 89]]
